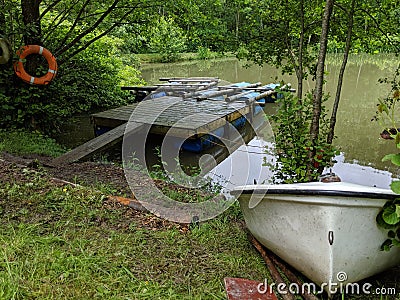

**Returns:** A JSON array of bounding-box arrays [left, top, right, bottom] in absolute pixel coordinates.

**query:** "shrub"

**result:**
[[148, 17, 187, 62], [267, 90, 338, 183], [0, 35, 143, 134]]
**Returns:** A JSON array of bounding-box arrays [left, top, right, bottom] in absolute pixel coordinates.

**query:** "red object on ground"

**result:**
[[224, 277, 278, 300]]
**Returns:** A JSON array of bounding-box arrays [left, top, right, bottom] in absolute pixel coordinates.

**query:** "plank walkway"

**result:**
[[51, 122, 142, 165], [52, 96, 251, 164]]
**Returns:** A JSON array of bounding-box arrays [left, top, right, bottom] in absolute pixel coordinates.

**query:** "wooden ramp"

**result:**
[[51, 122, 143, 165]]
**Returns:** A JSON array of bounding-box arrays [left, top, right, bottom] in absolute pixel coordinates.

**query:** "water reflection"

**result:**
[[330, 153, 394, 189], [206, 137, 395, 193], [206, 138, 275, 192], [141, 55, 400, 183]]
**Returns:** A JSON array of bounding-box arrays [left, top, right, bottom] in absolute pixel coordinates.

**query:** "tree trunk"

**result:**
[[308, 0, 335, 177], [327, 0, 356, 144], [21, 0, 42, 45], [297, 0, 305, 99], [235, 9, 240, 40], [21, 0, 42, 75], [21, 0, 42, 129], [21, 0, 43, 78], [0, 0, 5, 36]]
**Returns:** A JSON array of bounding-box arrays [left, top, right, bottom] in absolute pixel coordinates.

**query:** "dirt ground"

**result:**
[[0, 151, 190, 232], [0, 151, 132, 194]]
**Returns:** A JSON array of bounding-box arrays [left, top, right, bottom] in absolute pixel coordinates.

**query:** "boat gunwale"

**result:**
[[231, 183, 398, 202], [233, 188, 397, 200]]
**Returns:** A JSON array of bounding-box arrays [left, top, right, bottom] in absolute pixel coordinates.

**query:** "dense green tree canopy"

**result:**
[[0, 0, 398, 135]]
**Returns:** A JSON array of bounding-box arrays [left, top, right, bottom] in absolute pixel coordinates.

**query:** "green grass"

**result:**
[[0, 129, 66, 157], [1, 145, 399, 299], [0, 169, 271, 299]]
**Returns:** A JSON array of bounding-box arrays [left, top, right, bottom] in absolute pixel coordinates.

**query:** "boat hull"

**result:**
[[232, 182, 400, 294]]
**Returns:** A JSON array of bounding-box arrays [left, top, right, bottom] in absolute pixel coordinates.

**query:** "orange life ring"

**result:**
[[14, 45, 58, 85]]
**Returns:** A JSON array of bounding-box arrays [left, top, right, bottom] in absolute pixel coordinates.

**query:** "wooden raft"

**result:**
[[52, 95, 251, 165], [92, 96, 250, 137]]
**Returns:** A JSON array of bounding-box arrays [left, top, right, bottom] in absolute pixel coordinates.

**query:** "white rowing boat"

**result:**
[[231, 182, 400, 295]]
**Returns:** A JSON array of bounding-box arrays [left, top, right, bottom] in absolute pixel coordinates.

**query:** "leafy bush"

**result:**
[[148, 17, 187, 62], [0, 35, 143, 134], [196, 46, 216, 60], [375, 66, 400, 250], [267, 90, 338, 183]]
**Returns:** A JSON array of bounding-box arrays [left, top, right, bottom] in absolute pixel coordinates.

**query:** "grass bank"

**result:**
[[0, 129, 66, 158], [137, 52, 234, 64], [1, 130, 399, 300], [0, 160, 270, 299], [0, 130, 271, 299]]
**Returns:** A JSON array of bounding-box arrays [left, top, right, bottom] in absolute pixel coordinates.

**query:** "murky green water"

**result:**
[[140, 54, 399, 177]]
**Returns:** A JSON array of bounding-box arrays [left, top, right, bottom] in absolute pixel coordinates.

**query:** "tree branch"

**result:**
[[327, 0, 356, 144], [0, 0, 5, 36], [358, 7, 400, 53], [58, 5, 139, 65], [333, 2, 348, 14], [39, 0, 63, 20], [56, 0, 92, 48], [42, 0, 81, 43], [297, 0, 305, 99], [54, 0, 120, 58], [59, 26, 114, 65]]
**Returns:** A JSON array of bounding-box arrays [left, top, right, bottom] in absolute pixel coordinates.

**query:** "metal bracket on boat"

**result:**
[[328, 231, 334, 245]]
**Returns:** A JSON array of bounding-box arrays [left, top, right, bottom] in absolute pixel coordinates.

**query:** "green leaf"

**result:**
[[380, 239, 392, 251], [396, 133, 400, 145], [382, 154, 394, 162], [382, 204, 400, 225], [382, 153, 400, 166], [377, 103, 389, 114], [376, 211, 396, 229], [391, 181, 400, 194], [392, 239, 400, 247]]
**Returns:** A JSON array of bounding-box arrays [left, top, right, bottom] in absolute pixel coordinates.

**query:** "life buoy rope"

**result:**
[[14, 45, 58, 85], [0, 38, 11, 65]]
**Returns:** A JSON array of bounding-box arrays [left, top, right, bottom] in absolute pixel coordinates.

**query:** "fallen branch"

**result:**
[[107, 195, 148, 212], [268, 251, 319, 300], [247, 232, 295, 300]]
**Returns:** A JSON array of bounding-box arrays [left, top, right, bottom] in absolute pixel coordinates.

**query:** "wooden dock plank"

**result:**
[[51, 122, 143, 165], [92, 96, 250, 136], [159, 77, 219, 82]]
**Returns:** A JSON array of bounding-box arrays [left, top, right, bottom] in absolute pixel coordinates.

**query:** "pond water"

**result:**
[[140, 54, 399, 189], [57, 54, 399, 190]]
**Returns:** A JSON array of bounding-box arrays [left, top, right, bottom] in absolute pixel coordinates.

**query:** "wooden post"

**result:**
[[248, 233, 296, 300], [248, 231, 320, 300]]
